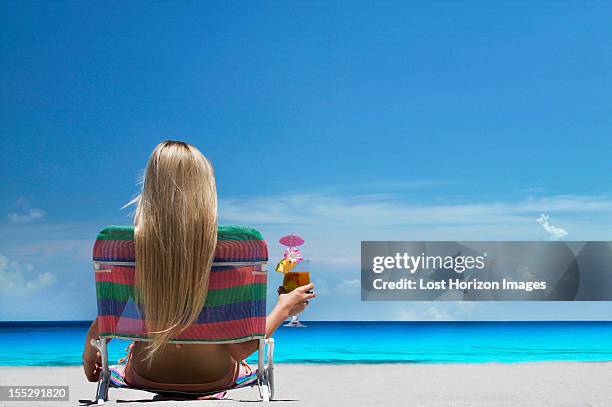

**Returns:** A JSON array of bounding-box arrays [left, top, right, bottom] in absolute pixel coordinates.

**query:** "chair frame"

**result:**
[[91, 336, 275, 404], [92, 225, 272, 403]]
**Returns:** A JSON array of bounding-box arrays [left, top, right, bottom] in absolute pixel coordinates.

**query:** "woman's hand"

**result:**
[[82, 342, 102, 382], [277, 283, 316, 317], [82, 318, 104, 382], [234, 282, 317, 358]]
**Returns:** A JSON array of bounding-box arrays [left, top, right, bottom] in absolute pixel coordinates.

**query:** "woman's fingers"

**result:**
[[296, 283, 314, 293], [82, 348, 103, 382], [84, 365, 98, 382], [302, 291, 316, 300]]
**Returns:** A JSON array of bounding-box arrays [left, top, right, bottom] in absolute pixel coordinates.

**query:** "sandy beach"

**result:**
[[1, 362, 610, 407]]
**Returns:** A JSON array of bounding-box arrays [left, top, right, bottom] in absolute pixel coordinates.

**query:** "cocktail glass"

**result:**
[[282, 260, 310, 328]]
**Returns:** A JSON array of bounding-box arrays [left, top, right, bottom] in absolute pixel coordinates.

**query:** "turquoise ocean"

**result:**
[[1, 321, 611, 366]]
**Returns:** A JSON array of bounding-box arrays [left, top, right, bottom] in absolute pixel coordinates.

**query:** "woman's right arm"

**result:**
[[228, 283, 315, 361], [266, 283, 315, 337]]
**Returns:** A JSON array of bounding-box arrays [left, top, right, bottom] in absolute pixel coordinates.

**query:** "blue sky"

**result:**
[[1, 1, 611, 320]]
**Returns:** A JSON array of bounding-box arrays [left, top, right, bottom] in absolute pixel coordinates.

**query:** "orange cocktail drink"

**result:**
[[282, 271, 311, 292]]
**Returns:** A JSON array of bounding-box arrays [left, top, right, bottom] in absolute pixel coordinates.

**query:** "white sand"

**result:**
[[0, 362, 611, 406]]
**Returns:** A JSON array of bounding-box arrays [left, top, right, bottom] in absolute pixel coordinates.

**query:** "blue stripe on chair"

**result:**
[[93, 257, 135, 262]]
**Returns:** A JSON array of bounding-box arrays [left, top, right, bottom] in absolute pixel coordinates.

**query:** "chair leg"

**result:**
[[91, 338, 110, 405], [266, 338, 275, 400], [95, 377, 109, 405], [257, 338, 274, 402]]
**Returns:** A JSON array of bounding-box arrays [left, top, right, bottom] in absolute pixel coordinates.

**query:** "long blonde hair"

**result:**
[[132, 140, 217, 362]]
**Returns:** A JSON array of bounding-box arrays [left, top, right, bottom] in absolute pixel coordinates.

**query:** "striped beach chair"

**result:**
[[91, 225, 274, 404]]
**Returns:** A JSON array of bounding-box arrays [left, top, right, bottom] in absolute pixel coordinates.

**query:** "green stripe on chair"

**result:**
[[96, 225, 264, 241], [96, 281, 133, 301], [95, 282, 267, 306], [205, 283, 267, 306]]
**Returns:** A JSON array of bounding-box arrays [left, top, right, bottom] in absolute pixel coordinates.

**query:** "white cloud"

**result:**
[[536, 214, 568, 239], [7, 239, 92, 261], [221, 192, 612, 304], [221, 193, 612, 229], [7, 199, 46, 223], [336, 278, 361, 290], [220, 193, 612, 259], [0, 254, 57, 296], [312, 257, 361, 268], [8, 208, 45, 223]]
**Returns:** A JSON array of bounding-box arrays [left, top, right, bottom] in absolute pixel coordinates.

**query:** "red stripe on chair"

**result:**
[[94, 239, 135, 261], [208, 268, 267, 290], [95, 267, 265, 290], [215, 240, 268, 261], [177, 317, 265, 340], [94, 239, 268, 263], [95, 266, 135, 285], [98, 316, 265, 341]]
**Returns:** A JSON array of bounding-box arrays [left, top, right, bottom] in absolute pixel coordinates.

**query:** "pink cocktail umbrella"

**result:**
[[279, 234, 304, 247]]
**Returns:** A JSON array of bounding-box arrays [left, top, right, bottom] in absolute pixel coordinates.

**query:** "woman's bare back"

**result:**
[[130, 342, 234, 383]]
